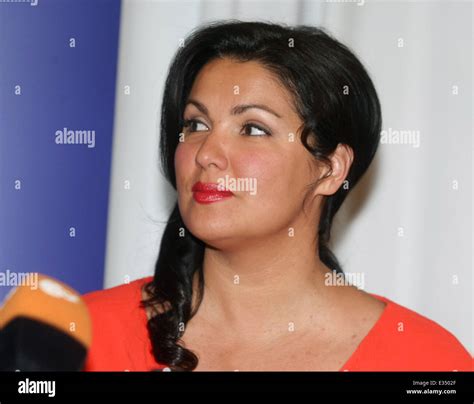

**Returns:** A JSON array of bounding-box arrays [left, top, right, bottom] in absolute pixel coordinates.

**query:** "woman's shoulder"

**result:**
[[82, 276, 153, 311], [82, 276, 155, 371], [354, 294, 473, 371], [82, 276, 154, 331]]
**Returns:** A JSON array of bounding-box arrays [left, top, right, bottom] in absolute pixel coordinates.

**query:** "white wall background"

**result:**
[[104, 0, 473, 353]]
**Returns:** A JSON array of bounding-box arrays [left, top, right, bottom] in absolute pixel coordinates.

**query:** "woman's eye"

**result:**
[[183, 119, 270, 137], [243, 124, 271, 136], [183, 119, 208, 133]]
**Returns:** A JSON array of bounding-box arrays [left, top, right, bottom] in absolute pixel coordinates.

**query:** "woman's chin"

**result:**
[[186, 225, 244, 250], [188, 225, 234, 242]]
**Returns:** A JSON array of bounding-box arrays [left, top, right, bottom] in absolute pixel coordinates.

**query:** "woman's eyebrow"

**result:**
[[231, 103, 282, 119], [185, 98, 283, 119]]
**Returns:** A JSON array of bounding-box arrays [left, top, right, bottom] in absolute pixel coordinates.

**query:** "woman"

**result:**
[[83, 21, 472, 371]]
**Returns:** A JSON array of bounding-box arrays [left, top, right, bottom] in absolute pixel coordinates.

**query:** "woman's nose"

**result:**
[[194, 129, 228, 172]]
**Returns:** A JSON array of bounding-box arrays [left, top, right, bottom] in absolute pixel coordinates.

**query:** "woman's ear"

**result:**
[[313, 143, 354, 197]]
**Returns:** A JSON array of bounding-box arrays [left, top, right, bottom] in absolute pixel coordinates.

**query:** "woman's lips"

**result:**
[[192, 181, 234, 204]]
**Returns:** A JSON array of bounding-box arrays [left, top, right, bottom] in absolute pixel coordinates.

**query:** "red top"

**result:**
[[82, 276, 473, 371]]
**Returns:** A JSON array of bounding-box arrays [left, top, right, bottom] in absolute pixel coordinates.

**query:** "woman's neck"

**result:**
[[191, 234, 336, 345]]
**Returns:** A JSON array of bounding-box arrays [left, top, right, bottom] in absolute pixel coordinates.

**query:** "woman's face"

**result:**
[[175, 58, 321, 249]]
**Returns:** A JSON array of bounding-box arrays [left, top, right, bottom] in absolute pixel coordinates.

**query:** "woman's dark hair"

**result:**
[[141, 20, 382, 371]]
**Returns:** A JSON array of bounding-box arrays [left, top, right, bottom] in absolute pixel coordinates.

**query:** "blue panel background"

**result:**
[[0, 0, 121, 301]]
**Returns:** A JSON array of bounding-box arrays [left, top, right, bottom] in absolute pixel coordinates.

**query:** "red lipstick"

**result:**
[[192, 181, 234, 204]]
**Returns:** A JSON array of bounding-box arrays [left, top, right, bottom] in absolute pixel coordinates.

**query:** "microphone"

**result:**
[[0, 273, 92, 371]]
